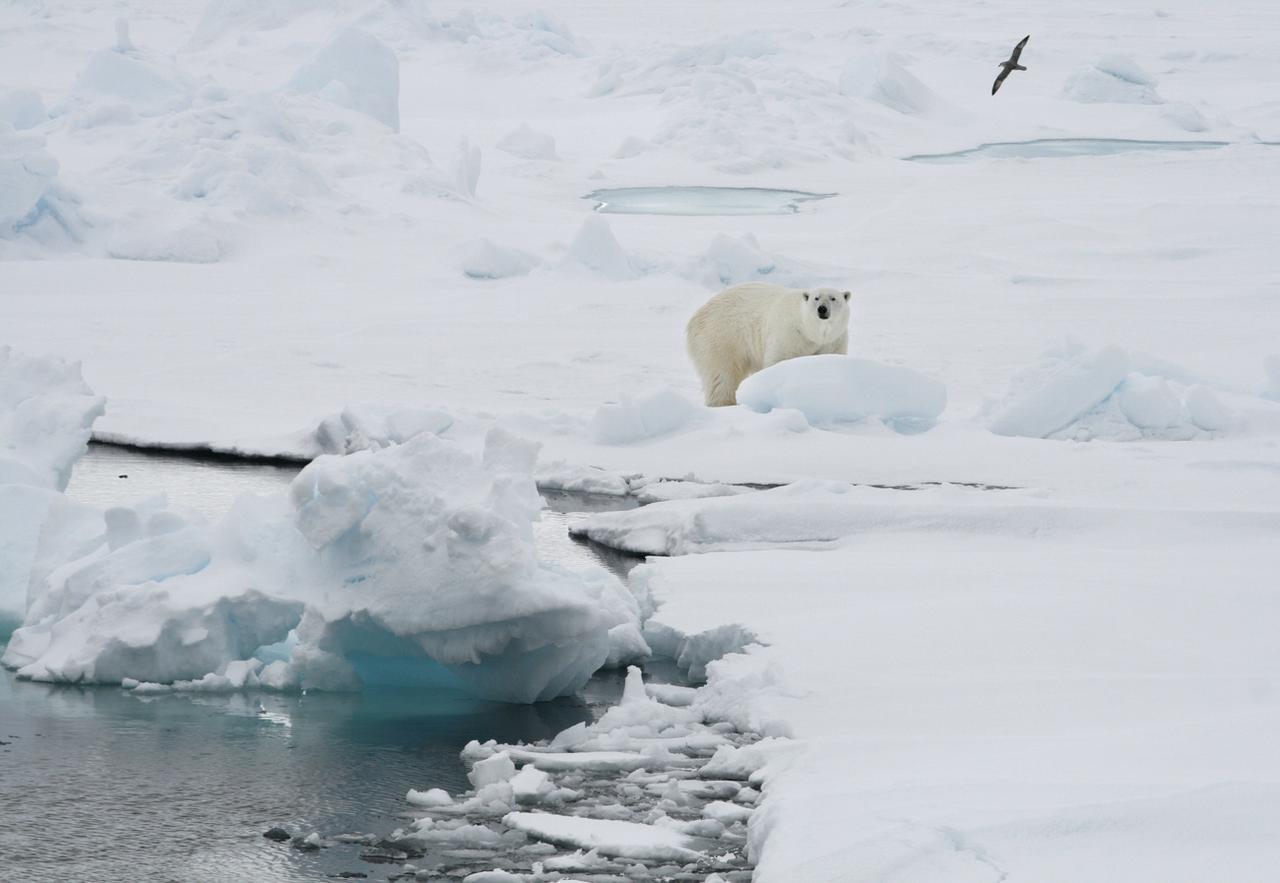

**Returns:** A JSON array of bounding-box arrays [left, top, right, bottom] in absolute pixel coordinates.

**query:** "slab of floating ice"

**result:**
[[905, 138, 1230, 163], [645, 682, 700, 706], [703, 800, 753, 824], [646, 779, 742, 800], [585, 186, 835, 216], [510, 764, 553, 803], [407, 787, 454, 808], [505, 748, 653, 772], [502, 812, 706, 861]]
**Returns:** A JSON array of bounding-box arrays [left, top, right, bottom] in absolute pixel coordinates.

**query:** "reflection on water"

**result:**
[[0, 666, 620, 883], [585, 185, 836, 215], [904, 137, 1230, 163], [65, 443, 299, 521]]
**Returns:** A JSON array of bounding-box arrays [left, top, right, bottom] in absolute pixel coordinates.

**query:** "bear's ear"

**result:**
[[842, 291, 851, 301], [802, 292, 809, 301]]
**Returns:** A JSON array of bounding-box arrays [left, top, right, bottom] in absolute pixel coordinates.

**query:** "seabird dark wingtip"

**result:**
[[991, 35, 1030, 95]]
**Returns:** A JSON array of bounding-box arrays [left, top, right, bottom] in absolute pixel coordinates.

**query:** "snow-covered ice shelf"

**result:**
[[584, 186, 836, 216], [904, 137, 1231, 163]]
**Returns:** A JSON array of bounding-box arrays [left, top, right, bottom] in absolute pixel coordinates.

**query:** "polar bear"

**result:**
[[686, 282, 851, 407]]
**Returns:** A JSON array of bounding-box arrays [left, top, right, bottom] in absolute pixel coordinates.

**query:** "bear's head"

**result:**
[[798, 287, 851, 344]]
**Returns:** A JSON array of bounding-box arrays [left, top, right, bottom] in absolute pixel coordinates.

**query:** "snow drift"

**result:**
[[838, 51, 943, 116], [288, 28, 400, 132], [985, 343, 1280, 440], [1063, 55, 1163, 104], [736, 354, 947, 431]]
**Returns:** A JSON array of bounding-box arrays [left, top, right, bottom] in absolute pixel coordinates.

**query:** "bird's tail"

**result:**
[[1013, 64, 1027, 71]]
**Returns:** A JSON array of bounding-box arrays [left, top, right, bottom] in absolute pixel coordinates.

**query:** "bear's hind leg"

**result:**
[[701, 367, 741, 407]]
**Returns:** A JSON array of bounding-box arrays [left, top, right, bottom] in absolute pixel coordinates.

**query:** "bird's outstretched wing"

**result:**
[[1009, 34, 1030, 64], [992, 66, 1011, 95]]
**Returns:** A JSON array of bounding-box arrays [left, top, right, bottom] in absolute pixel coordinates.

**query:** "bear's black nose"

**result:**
[[818, 304, 829, 319]]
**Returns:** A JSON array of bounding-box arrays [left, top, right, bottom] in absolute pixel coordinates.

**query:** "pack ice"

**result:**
[[0, 348, 105, 634], [1, 368, 645, 700]]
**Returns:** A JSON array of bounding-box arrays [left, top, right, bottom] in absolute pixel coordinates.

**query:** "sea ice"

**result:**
[[0, 347, 105, 491], [736, 355, 947, 430], [591, 388, 702, 445], [289, 28, 401, 131], [462, 238, 541, 279], [838, 51, 943, 115], [986, 343, 1131, 437], [0, 129, 81, 246], [71, 49, 193, 116], [1064, 55, 1164, 104], [4, 426, 644, 701], [563, 216, 634, 279], [496, 123, 558, 161], [0, 88, 46, 131], [502, 812, 705, 862]]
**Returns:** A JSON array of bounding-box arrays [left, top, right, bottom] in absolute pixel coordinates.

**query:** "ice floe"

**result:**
[[2, 421, 648, 700]]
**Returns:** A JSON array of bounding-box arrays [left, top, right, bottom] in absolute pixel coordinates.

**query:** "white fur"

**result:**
[[686, 282, 851, 407]]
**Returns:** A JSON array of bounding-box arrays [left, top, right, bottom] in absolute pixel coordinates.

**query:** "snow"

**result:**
[[986, 343, 1132, 438], [736, 355, 947, 430], [0, 88, 46, 130], [986, 342, 1280, 441], [72, 49, 193, 117], [1065, 55, 1164, 105], [3, 0, 1279, 878], [461, 238, 540, 279], [698, 232, 776, 286], [0, 348, 105, 634], [502, 812, 705, 862], [288, 28, 400, 132], [838, 52, 945, 116], [3, 427, 644, 700], [496, 123, 558, 161], [470, 751, 518, 788], [590, 388, 701, 445], [407, 787, 454, 808], [0, 347, 105, 491], [0, 127, 81, 247], [639, 517, 1280, 882], [563, 215, 633, 279]]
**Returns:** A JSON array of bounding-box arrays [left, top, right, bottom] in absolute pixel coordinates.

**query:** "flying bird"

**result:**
[[992, 35, 1030, 95]]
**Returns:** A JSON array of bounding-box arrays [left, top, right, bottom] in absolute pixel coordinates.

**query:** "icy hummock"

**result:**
[[838, 51, 944, 116], [985, 342, 1280, 441], [0, 346, 105, 492], [0, 88, 46, 131], [288, 28, 401, 132], [1064, 55, 1164, 104], [0, 348, 106, 634], [0, 127, 82, 248], [736, 354, 947, 431], [3, 425, 648, 700]]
